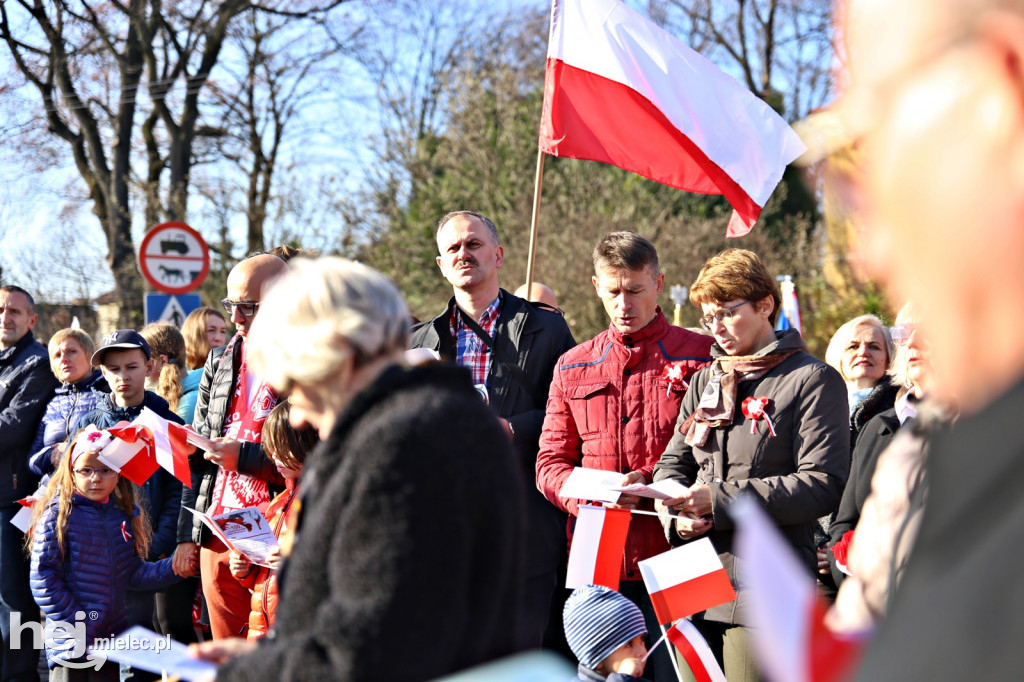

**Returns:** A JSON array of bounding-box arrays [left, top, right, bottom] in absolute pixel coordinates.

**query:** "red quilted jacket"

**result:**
[[536, 310, 712, 580]]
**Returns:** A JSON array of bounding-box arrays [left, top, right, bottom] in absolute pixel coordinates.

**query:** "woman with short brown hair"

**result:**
[[654, 248, 850, 681]]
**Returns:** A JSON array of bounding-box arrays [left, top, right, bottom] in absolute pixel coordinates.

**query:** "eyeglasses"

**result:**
[[699, 301, 751, 330], [890, 323, 919, 346], [221, 299, 260, 317], [74, 466, 118, 480]]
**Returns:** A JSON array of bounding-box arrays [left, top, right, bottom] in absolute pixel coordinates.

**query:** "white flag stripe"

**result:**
[[566, 506, 606, 588], [548, 0, 805, 205], [676, 620, 728, 682], [732, 496, 816, 682], [97, 438, 146, 471], [135, 407, 174, 467], [638, 538, 722, 592]]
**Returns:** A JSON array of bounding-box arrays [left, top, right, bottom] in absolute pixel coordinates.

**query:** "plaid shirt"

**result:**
[[450, 294, 502, 388]]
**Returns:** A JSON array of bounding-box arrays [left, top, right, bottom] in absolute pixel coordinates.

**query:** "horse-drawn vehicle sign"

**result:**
[[138, 222, 210, 295]]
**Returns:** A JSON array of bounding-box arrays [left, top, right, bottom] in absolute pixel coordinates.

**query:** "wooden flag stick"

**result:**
[[524, 148, 547, 291]]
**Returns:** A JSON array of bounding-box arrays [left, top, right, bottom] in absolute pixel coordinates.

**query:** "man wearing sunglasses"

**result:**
[[174, 253, 288, 640]]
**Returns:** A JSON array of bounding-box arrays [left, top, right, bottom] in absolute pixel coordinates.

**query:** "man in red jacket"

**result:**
[[536, 232, 712, 681]]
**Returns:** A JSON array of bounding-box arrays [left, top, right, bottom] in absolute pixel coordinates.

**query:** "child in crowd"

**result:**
[[28, 430, 180, 681], [71, 329, 188, 674], [228, 401, 318, 639], [141, 322, 187, 415], [564, 585, 651, 682]]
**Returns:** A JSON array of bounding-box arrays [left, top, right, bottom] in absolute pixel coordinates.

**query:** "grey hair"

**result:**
[[246, 257, 410, 390], [436, 211, 500, 246], [825, 314, 895, 382]]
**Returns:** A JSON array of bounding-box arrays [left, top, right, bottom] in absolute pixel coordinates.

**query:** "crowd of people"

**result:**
[[1, 0, 1023, 679]]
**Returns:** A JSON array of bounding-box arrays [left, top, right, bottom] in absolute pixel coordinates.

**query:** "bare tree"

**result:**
[[0, 1, 344, 326], [652, 0, 836, 120]]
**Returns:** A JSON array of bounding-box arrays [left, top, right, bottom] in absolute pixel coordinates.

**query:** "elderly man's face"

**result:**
[[842, 0, 1024, 406]]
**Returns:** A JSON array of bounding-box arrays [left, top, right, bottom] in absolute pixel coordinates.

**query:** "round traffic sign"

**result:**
[[138, 222, 211, 295]]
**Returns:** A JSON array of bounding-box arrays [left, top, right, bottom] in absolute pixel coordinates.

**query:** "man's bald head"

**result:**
[[514, 282, 561, 312], [225, 254, 288, 336]]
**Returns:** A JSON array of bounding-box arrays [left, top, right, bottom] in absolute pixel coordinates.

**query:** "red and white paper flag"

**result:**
[[639, 538, 736, 624], [667, 620, 727, 682], [98, 422, 158, 487], [732, 496, 865, 682], [133, 408, 192, 488], [105, 409, 193, 488], [566, 504, 632, 590], [539, 0, 806, 236]]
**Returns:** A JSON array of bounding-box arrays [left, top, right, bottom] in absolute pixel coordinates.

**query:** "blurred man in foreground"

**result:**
[[837, 0, 1024, 677]]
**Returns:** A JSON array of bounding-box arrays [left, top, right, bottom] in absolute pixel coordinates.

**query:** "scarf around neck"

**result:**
[[680, 351, 797, 447]]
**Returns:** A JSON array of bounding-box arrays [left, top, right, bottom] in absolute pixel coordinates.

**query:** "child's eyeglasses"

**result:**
[[74, 467, 118, 480]]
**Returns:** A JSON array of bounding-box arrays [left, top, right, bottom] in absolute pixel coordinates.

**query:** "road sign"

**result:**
[[138, 222, 211, 295], [145, 293, 201, 327]]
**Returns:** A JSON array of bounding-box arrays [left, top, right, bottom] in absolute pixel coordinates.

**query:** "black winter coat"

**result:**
[[216, 363, 526, 682], [0, 331, 59, 503], [828, 408, 902, 586]]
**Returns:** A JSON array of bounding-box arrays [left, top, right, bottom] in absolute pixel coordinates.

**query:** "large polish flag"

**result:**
[[667, 620, 727, 682], [566, 504, 632, 590], [732, 497, 865, 682], [538, 0, 806, 237], [639, 538, 736, 624]]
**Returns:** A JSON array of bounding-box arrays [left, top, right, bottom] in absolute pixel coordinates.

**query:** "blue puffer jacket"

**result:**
[[28, 370, 109, 477], [72, 392, 185, 561], [29, 495, 178, 667]]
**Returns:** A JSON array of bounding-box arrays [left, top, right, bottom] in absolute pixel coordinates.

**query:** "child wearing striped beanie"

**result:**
[[563, 584, 651, 681]]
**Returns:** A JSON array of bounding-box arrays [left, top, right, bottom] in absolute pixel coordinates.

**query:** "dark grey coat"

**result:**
[[653, 330, 850, 625]]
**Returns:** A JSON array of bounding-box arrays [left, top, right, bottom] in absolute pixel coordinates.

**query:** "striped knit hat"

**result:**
[[563, 585, 647, 670]]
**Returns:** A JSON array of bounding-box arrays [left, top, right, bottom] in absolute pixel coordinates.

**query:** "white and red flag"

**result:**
[[732, 496, 865, 682], [566, 504, 632, 590], [667, 620, 727, 682], [639, 538, 736, 624], [97, 422, 158, 486], [538, 0, 806, 236], [105, 408, 193, 488]]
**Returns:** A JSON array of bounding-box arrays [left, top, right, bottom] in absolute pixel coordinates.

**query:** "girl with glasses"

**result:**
[[26, 430, 183, 681]]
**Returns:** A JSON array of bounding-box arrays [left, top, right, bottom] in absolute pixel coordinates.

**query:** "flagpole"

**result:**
[[661, 623, 686, 682], [524, 148, 547, 291]]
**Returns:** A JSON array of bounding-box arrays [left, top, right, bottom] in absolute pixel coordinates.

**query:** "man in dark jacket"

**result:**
[[173, 253, 287, 639], [409, 210, 575, 650], [0, 285, 58, 682], [536, 233, 712, 681]]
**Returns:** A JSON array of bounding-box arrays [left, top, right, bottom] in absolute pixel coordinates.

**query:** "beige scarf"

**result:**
[[680, 351, 796, 447]]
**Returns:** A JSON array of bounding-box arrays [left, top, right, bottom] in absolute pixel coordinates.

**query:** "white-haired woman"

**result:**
[[825, 314, 897, 448], [825, 303, 953, 624], [190, 257, 526, 680]]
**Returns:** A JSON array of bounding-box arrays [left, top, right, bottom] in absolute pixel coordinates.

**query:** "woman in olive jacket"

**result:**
[[653, 249, 850, 682]]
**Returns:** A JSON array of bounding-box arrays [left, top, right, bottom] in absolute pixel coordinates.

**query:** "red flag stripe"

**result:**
[[649, 568, 736, 624], [540, 58, 762, 227], [667, 626, 716, 682], [591, 508, 631, 589]]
